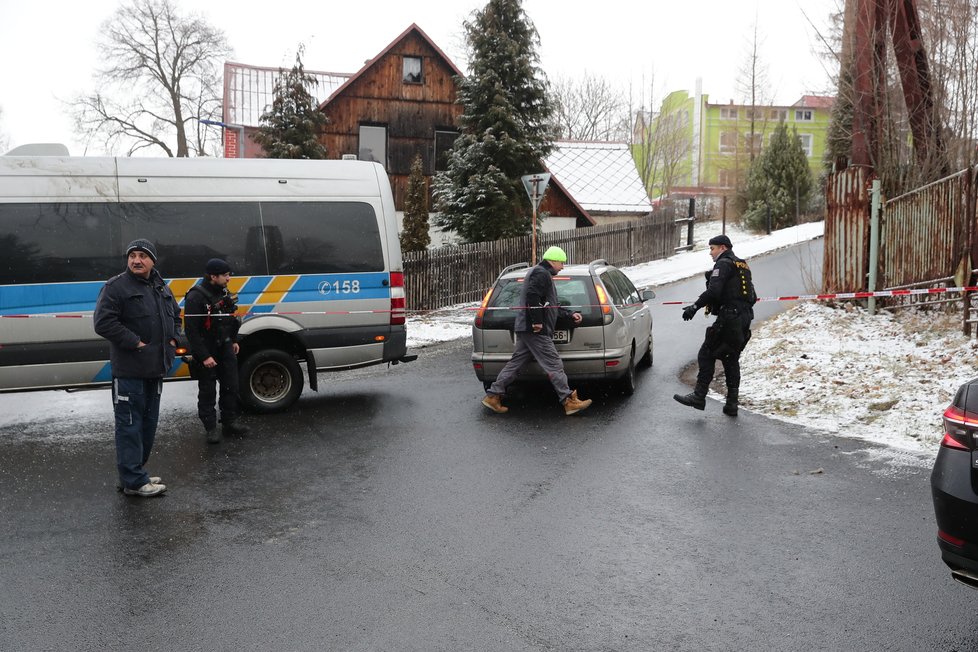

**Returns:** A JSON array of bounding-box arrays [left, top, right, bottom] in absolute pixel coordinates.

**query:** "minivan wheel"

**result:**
[[617, 348, 636, 396], [238, 349, 304, 414]]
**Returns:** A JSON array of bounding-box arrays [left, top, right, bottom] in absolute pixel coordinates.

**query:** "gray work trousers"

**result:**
[[488, 331, 571, 402]]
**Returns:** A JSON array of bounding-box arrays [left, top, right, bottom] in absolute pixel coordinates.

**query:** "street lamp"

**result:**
[[198, 118, 246, 158]]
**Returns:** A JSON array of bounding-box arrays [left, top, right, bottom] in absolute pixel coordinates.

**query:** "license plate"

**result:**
[[512, 330, 570, 343]]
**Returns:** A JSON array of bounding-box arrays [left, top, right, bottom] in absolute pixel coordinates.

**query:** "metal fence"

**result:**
[[403, 209, 678, 312], [824, 165, 977, 294]]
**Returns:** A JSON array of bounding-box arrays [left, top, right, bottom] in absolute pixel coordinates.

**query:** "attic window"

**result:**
[[403, 56, 423, 84]]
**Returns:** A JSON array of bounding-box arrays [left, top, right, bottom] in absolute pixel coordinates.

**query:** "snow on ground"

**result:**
[[740, 302, 975, 455], [406, 219, 971, 456]]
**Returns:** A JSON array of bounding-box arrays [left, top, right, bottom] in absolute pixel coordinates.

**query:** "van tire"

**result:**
[[617, 347, 636, 396], [239, 349, 304, 414]]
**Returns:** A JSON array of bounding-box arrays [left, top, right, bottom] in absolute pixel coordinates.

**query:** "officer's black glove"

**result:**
[[682, 304, 699, 321]]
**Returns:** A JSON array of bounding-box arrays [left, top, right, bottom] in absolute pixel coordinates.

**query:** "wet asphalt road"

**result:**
[[3, 238, 978, 651]]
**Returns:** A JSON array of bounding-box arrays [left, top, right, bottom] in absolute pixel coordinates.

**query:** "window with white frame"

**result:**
[[797, 133, 813, 157], [769, 109, 788, 121], [719, 130, 738, 153], [795, 109, 814, 121], [720, 107, 738, 120]]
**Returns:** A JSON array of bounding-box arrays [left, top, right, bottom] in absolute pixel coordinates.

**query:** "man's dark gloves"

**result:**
[[682, 304, 699, 321]]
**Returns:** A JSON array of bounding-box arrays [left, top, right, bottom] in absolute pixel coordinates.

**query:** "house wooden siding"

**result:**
[[318, 28, 463, 209]]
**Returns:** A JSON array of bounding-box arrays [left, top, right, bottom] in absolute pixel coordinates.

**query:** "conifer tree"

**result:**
[[741, 121, 813, 231], [432, 0, 556, 243], [253, 47, 328, 159], [400, 154, 431, 253]]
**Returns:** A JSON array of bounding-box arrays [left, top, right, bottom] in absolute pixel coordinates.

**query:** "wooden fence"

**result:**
[[403, 209, 678, 311]]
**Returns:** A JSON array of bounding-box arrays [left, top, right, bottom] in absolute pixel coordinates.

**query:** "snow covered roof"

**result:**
[[544, 141, 652, 215], [793, 95, 835, 109], [224, 61, 351, 128]]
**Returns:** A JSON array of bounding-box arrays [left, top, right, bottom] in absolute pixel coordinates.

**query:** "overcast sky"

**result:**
[[0, 0, 840, 155]]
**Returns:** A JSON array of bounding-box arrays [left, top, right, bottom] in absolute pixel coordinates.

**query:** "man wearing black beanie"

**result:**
[[184, 258, 249, 443], [674, 234, 757, 416], [94, 238, 180, 497]]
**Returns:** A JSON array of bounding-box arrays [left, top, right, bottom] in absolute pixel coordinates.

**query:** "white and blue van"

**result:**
[[0, 153, 414, 412]]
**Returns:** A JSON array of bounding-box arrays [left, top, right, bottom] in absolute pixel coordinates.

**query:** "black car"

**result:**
[[931, 378, 978, 588]]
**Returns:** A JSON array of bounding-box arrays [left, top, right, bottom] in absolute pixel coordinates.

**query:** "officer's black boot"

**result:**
[[223, 420, 250, 437], [673, 384, 708, 410], [205, 426, 221, 444], [723, 387, 739, 417]]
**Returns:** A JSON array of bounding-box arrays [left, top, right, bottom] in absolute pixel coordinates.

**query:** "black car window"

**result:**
[[613, 269, 642, 305], [483, 275, 601, 328], [599, 271, 628, 306]]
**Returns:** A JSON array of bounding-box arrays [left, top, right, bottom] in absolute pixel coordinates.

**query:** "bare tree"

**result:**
[[734, 20, 771, 163], [70, 0, 231, 156], [919, 0, 978, 170], [552, 73, 630, 141], [629, 77, 690, 199]]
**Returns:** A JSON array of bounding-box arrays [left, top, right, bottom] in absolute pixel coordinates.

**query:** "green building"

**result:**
[[637, 81, 833, 208]]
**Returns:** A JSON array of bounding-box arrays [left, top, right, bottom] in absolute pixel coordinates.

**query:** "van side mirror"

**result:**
[[641, 288, 656, 301]]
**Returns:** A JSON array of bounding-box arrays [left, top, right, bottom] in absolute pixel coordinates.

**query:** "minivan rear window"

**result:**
[[482, 276, 602, 328]]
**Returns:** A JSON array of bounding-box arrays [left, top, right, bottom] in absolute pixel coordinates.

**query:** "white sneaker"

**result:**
[[123, 482, 167, 497], [116, 476, 162, 492]]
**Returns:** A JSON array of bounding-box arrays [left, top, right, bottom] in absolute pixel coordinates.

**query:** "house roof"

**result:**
[[544, 141, 652, 214], [318, 23, 464, 112], [224, 61, 351, 128], [794, 95, 835, 109]]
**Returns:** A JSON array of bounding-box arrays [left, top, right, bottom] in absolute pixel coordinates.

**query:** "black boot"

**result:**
[[723, 387, 739, 417], [223, 420, 250, 437], [673, 384, 707, 410], [205, 426, 221, 444]]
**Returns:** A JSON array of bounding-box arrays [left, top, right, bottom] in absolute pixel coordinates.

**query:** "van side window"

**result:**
[[0, 202, 124, 284], [121, 201, 261, 278], [260, 201, 384, 273], [0, 200, 385, 283]]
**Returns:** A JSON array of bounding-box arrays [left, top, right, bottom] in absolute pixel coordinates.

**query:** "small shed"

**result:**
[[544, 141, 653, 226]]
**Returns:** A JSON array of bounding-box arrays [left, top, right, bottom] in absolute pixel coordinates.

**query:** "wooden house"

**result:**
[[222, 24, 591, 230]]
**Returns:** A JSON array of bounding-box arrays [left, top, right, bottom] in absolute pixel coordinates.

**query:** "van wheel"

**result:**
[[617, 348, 636, 396], [239, 349, 304, 414], [638, 332, 653, 368]]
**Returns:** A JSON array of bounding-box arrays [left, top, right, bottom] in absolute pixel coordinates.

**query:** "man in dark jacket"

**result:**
[[94, 239, 181, 497], [674, 234, 757, 416], [184, 258, 249, 444], [481, 246, 592, 416]]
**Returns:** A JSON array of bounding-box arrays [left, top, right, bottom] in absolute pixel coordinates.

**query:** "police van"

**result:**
[[0, 152, 415, 412]]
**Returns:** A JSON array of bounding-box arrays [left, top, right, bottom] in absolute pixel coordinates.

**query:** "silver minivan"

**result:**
[[471, 259, 655, 395]]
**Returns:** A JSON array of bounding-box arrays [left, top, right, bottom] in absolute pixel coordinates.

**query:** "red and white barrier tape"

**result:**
[[2, 286, 974, 319]]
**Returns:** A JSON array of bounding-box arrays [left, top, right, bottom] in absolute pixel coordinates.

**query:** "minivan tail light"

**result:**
[[475, 288, 493, 328], [390, 272, 405, 325], [941, 404, 977, 450], [594, 283, 613, 325]]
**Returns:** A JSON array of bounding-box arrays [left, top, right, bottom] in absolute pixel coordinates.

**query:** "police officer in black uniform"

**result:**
[[184, 258, 250, 443], [674, 234, 757, 416]]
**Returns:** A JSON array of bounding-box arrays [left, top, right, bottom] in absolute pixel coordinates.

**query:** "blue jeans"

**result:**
[[113, 377, 163, 489]]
